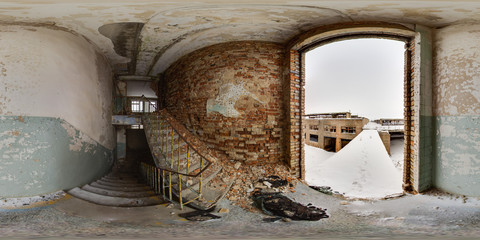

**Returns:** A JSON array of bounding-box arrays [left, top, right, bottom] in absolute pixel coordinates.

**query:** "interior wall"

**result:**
[[433, 23, 480, 196], [164, 41, 285, 164], [0, 25, 114, 197]]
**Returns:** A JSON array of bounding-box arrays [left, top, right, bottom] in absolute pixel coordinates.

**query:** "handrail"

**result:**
[[139, 96, 213, 177], [158, 109, 216, 166], [139, 106, 216, 209]]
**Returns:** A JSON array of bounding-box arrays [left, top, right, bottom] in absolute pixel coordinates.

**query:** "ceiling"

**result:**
[[0, 1, 479, 76]]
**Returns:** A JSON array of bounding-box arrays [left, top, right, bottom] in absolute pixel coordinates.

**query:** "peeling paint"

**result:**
[[206, 83, 263, 118], [0, 25, 114, 150], [0, 116, 113, 197], [435, 116, 480, 196]]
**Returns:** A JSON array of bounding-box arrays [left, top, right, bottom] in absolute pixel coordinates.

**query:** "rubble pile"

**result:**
[[206, 154, 298, 212]]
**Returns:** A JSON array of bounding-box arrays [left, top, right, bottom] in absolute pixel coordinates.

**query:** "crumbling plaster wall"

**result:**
[[164, 41, 285, 164], [433, 23, 480, 196], [0, 25, 114, 197]]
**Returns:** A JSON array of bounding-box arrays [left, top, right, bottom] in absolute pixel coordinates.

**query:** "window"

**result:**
[[144, 101, 156, 113], [341, 126, 356, 134], [310, 125, 318, 130], [324, 125, 336, 132], [309, 134, 319, 142], [131, 100, 143, 112]]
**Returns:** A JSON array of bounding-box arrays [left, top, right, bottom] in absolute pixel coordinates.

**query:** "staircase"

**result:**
[[141, 109, 234, 210], [67, 171, 165, 207]]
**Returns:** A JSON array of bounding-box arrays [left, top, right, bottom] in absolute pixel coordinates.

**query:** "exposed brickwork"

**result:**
[[283, 50, 303, 177], [163, 41, 285, 164], [403, 39, 415, 192]]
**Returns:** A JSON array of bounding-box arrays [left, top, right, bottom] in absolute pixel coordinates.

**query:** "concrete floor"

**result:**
[[0, 182, 479, 240]]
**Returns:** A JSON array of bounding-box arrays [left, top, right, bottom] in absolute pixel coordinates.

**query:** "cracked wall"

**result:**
[[0, 25, 114, 197], [164, 41, 285, 164], [433, 23, 480, 196]]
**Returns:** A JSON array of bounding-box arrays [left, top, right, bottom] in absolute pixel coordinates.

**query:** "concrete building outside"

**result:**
[[304, 112, 369, 152]]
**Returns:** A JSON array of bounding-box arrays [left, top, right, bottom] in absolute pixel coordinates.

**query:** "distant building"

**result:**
[[304, 112, 369, 152], [369, 119, 405, 155]]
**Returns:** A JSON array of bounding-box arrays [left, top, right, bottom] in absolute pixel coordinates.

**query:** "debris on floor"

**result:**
[[252, 191, 329, 221], [0, 191, 66, 209], [260, 175, 289, 188], [178, 210, 221, 221], [209, 155, 298, 212], [309, 185, 333, 195]]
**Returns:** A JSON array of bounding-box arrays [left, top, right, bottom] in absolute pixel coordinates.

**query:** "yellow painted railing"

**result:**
[[138, 96, 213, 209]]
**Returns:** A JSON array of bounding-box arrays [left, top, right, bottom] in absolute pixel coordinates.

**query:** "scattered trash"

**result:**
[[218, 208, 229, 213], [178, 210, 221, 221], [252, 191, 329, 221], [309, 186, 333, 195], [234, 162, 242, 170], [260, 175, 288, 188]]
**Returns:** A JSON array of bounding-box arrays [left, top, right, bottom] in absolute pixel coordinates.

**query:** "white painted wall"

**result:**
[[0, 25, 114, 149]]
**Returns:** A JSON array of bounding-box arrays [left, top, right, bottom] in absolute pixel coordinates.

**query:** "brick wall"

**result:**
[[403, 39, 414, 192], [163, 41, 285, 164], [283, 50, 303, 177]]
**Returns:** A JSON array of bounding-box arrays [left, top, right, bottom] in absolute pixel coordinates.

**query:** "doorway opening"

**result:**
[[303, 38, 406, 199]]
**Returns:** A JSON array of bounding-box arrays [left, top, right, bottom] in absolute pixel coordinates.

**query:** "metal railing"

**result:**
[[138, 96, 213, 209]]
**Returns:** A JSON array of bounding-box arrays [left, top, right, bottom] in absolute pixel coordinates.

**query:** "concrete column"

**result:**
[[412, 25, 434, 193]]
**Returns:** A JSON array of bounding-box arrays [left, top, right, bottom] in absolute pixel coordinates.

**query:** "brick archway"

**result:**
[[284, 22, 433, 194]]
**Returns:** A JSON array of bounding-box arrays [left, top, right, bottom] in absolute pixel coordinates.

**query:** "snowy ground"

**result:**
[[305, 130, 404, 199]]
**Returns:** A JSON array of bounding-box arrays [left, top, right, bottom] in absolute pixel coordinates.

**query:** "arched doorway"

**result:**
[[303, 38, 405, 198], [284, 23, 434, 195]]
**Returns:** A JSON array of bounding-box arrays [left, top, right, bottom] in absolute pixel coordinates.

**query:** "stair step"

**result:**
[[81, 185, 156, 198], [95, 179, 146, 188], [103, 175, 138, 181], [177, 177, 234, 210], [100, 177, 141, 184], [68, 187, 165, 207], [89, 182, 150, 192]]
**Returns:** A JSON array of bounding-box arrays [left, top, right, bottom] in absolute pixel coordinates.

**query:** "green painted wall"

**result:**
[[435, 116, 480, 196], [0, 116, 113, 197]]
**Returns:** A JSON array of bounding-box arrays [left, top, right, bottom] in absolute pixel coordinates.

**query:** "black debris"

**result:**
[[259, 175, 288, 188], [178, 210, 221, 221], [309, 185, 333, 195], [252, 192, 329, 221], [262, 217, 282, 222]]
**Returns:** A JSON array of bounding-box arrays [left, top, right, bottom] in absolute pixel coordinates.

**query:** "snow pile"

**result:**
[[305, 145, 335, 172], [362, 121, 382, 130], [306, 130, 403, 199], [363, 121, 404, 132], [390, 138, 404, 171]]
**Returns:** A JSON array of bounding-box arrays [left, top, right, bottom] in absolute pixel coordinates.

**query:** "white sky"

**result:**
[[305, 38, 405, 120]]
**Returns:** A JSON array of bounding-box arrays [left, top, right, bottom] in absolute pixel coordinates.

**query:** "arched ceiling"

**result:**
[[0, 0, 479, 76]]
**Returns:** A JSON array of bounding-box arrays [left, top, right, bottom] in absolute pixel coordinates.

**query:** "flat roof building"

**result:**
[[304, 112, 369, 152]]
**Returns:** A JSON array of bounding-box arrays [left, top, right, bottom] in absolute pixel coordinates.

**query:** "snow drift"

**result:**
[[306, 130, 403, 199]]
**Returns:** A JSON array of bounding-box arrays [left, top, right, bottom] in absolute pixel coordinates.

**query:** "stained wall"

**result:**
[[0, 25, 114, 197], [164, 41, 285, 164], [433, 23, 480, 196]]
